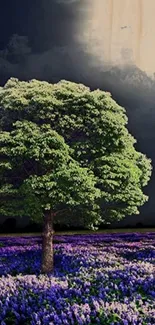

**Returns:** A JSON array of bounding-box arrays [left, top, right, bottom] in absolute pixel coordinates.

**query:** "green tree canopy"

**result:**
[[0, 78, 152, 224]]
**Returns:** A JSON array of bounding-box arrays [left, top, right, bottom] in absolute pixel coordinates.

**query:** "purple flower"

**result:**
[[0, 232, 154, 324]]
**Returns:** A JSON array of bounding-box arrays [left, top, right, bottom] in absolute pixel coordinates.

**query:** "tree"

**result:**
[[0, 120, 101, 272], [0, 78, 152, 217], [0, 78, 152, 271]]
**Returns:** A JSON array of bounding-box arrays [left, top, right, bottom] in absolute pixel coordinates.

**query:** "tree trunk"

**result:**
[[41, 210, 54, 273]]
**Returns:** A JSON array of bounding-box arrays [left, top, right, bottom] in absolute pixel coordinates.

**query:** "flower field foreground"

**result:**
[[0, 232, 155, 325]]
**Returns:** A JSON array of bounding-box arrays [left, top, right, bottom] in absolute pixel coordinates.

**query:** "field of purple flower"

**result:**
[[0, 232, 154, 325]]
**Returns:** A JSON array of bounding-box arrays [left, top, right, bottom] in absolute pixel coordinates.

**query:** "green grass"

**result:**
[[0, 228, 154, 237]]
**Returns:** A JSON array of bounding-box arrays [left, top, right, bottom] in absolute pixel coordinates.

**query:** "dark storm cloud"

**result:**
[[55, 0, 80, 3]]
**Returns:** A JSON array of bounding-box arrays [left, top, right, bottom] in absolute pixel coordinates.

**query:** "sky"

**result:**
[[0, 0, 155, 226]]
